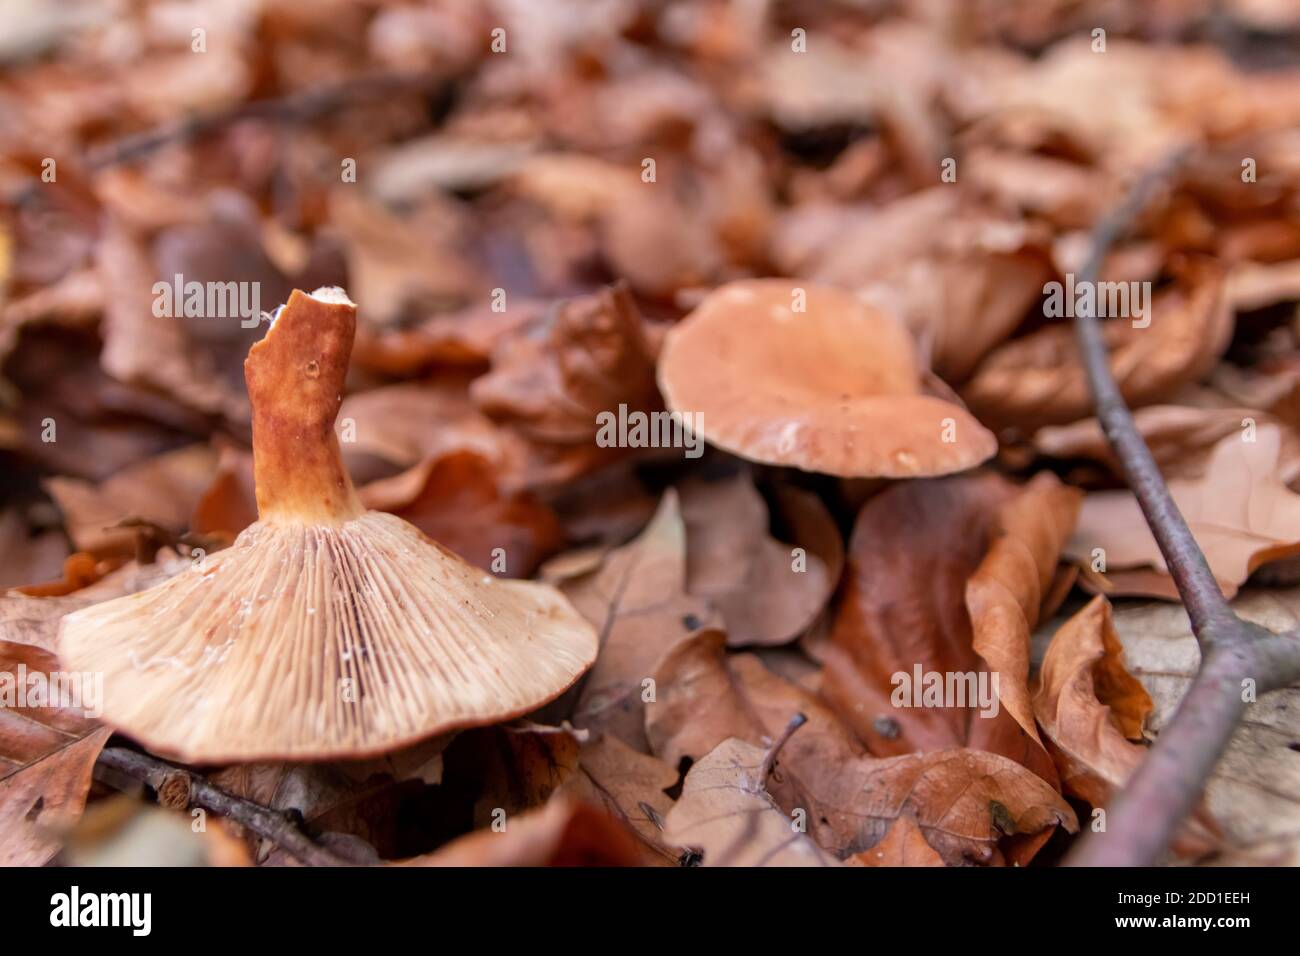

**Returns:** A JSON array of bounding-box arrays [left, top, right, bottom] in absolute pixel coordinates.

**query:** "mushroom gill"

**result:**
[[58, 288, 597, 763]]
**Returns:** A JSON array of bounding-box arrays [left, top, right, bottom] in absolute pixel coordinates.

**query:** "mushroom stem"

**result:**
[[244, 289, 364, 525]]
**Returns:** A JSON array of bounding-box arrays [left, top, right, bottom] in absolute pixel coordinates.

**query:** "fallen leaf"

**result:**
[[662, 736, 841, 867], [401, 797, 643, 866], [845, 815, 945, 867], [822, 473, 1042, 765], [680, 471, 837, 647], [0, 585, 110, 865], [564, 492, 716, 752], [967, 472, 1081, 768], [44, 443, 217, 556], [471, 283, 659, 446], [1067, 424, 1300, 598], [962, 261, 1233, 431], [0, 727, 110, 866], [359, 451, 563, 576], [1035, 404, 1300, 485], [1108, 589, 1300, 863], [648, 630, 1077, 865], [557, 734, 681, 866]]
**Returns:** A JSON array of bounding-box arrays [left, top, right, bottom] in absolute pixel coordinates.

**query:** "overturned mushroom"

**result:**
[[657, 280, 996, 478], [58, 289, 598, 763]]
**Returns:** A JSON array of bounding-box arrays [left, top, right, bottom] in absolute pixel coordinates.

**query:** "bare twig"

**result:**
[[1063, 153, 1300, 866], [760, 712, 807, 782], [6, 70, 455, 207], [96, 747, 351, 867]]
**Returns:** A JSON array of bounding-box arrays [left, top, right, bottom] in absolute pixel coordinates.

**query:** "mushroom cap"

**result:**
[[657, 279, 997, 478], [58, 288, 598, 762]]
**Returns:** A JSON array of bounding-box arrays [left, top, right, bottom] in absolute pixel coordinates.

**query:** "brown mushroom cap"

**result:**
[[58, 289, 597, 763], [657, 279, 997, 478]]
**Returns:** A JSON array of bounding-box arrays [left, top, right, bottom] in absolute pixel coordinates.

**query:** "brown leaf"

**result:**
[[45, 443, 217, 556], [471, 284, 659, 446], [359, 451, 563, 576], [466, 721, 582, 828], [351, 300, 543, 375], [967, 472, 1081, 765], [190, 445, 257, 540], [662, 736, 842, 867], [1030, 596, 1220, 851], [338, 378, 518, 477], [557, 734, 681, 866], [0, 727, 110, 866], [96, 221, 246, 421], [564, 491, 716, 752], [327, 190, 481, 327], [1067, 424, 1300, 598], [0, 507, 67, 590], [0, 587, 110, 864], [1107, 590, 1300, 864], [648, 630, 1076, 865], [962, 261, 1233, 430], [680, 471, 838, 647], [846, 815, 945, 867], [1035, 404, 1300, 485], [821, 473, 1016, 754], [401, 796, 644, 866]]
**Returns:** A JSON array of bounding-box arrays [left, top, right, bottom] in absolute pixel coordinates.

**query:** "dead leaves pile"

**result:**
[[6, 0, 1300, 867]]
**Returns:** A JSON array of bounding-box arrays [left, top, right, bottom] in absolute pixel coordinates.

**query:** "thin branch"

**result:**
[[96, 747, 351, 867], [1070, 147, 1235, 638], [760, 712, 807, 782], [1063, 153, 1300, 866], [7, 70, 456, 208]]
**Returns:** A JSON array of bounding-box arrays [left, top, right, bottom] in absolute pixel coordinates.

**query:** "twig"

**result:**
[[7, 70, 455, 207], [96, 747, 351, 867], [1063, 154, 1300, 866], [760, 712, 807, 782]]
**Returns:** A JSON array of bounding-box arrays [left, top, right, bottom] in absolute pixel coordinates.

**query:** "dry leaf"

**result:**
[[564, 492, 716, 751], [822, 472, 1057, 780], [1035, 404, 1300, 484], [1068, 424, 1300, 598], [359, 451, 563, 576], [662, 736, 841, 867], [1108, 590, 1300, 864], [967, 472, 1081, 768], [401, 796, 644, 867], [44, 443, 217, 556], [648, 630, 1077, 865], [680, 471, 837, 647], [962, 262, 1232, 431], [846, 815, 946, 867], [471, 284, 659, 446], [557, 734, 681, 866]]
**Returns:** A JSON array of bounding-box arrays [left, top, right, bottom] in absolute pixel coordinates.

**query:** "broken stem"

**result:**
[[95, 747, 351, 867], [760, 712, 808, 782], [1064, 152, 1300, 866]]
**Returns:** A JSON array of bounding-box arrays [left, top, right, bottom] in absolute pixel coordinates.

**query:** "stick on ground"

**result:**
[[1064, 153, 1300, 866]]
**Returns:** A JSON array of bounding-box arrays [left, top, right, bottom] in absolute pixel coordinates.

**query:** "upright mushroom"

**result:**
[[58, 289, 598, 762], [657, 279, 997, 478]]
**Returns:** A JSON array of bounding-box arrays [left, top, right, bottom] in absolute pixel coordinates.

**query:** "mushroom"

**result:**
[[58, 289, 598, 763], [657, 279, 997, 477]]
